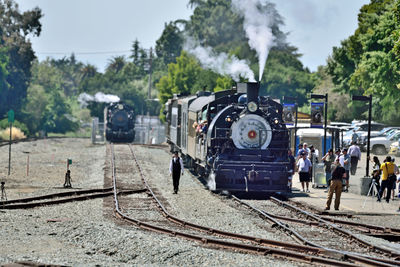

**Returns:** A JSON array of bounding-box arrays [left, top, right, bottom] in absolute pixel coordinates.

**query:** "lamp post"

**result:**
[[283, 96, 298, 153], [309, 94, 328, 155], [352, 95, 372, 178]]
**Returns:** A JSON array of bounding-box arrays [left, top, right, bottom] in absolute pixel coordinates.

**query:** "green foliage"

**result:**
[[155, 0, 313, 105], [155, 21, 183, 65], [41, 90, 79, 134], [157, 51, 202, 105], [0, 47, 9, 92], [327, 0, 400, 124], [0, 0, 42, 118], [0, 118, 29, 136], [262, 48, 315, 105]]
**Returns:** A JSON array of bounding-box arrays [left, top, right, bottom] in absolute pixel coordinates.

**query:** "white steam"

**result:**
[[232, 0, 275, 81], [184, 38, 255, 82], [78, 92, 120, 108]]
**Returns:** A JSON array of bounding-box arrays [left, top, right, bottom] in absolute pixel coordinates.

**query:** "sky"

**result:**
[[15, 0, 370, 73]]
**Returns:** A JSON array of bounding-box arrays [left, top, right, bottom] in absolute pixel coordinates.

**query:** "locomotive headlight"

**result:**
[[274, 118, 279, 124], [225, 116, 232, 122], [247, 101, 258, 112]]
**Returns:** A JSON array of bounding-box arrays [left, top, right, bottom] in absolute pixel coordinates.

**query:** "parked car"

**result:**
[[369, 130, 400, 155], [358, 127, 400, 149], [389, 140, 400, 157], [342, 122, 385, 147]]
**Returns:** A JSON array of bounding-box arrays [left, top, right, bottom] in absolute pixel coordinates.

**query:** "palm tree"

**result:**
[[106, 56, 126, 73]]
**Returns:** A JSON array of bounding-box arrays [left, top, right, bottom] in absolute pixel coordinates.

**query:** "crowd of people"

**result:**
[[293, 141, 400, 212]]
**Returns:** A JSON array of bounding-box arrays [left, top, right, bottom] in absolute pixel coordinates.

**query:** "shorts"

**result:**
[[299, 172, 310, 183]]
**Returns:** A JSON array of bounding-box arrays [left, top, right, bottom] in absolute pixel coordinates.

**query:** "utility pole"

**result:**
[[148, 47, 153, 100], [147, 47, 153, 144]]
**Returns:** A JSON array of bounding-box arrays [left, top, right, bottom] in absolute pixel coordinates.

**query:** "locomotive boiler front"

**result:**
[[207, 82, 290, 193], [105, 103, 135, 142]]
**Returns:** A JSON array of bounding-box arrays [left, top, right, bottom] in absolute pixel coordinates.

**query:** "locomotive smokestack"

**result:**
[[246, 82, 259, 104]]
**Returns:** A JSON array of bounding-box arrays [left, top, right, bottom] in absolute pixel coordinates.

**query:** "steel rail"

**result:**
[[319, 215, 400, 235], [108, 143, 374, 266], [233, 195, 400, 267], [0, 189, 144, 209], [234, 198, 400, 237], [271, 196, 400, 261], [1, 187, 115, 205]]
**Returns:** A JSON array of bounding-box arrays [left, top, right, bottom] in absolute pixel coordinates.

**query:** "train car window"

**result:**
[[201, 109, 207, 121], [189, 118, 196, 137]]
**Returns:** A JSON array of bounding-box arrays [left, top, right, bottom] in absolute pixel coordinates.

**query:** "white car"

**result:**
[[389, 140, 400, 156], [370, 130, 400, 155]]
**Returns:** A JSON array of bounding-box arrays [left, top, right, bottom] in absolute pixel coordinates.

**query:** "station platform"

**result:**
[[290, 173, 400, 216]]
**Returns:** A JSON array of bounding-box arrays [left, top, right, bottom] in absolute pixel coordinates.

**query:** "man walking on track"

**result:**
[[169, 151, 184, 194], [325, 158, 346, 211], [348, 141, 361, 175]]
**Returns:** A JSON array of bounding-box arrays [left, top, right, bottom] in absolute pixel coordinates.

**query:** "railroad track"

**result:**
[[231, 195, 400, 266], [0, 187, 146, 209], [111, 143, 400, 266]]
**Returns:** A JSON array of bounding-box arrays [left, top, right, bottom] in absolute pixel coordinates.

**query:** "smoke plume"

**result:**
[[232, 0, 275, 81], [184, 38, 255, 82], [78, 92, 120, 108]]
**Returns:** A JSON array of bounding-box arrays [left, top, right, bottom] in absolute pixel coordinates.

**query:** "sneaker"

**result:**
[[335, 208, 339, 211], [306, 189, 310, 193], [324, 207, 330, 210], [302, 189, 305, 192]]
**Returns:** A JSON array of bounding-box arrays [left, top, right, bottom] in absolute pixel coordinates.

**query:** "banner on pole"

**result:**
[[310, 102, 324, 128], [282, 103, 295, 125]]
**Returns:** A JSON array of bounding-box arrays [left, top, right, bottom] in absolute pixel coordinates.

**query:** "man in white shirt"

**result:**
[[169, 151, 184, 194], [297, 152, 312, 192]]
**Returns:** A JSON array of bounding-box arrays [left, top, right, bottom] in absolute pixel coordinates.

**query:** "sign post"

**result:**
[[67, 158, 72, 170], [7, 109, 14, 176]]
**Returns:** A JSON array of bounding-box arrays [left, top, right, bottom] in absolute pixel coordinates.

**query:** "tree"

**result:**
[[327, 0, 400, 124], [106, 56, 126, 73], [42, 90, 78, 134], [155, 21, 184, 65], [157, 51, 202, 105], [0, 0, 42, 117], [0, 47, 9, 97]]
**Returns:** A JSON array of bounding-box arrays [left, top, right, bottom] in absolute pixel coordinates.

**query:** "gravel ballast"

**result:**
[[0, 138, 307, 266]]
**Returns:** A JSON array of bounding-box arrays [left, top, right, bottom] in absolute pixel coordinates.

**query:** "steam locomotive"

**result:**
[[105, 102, 135, 142], [165, 82, 291, 193]]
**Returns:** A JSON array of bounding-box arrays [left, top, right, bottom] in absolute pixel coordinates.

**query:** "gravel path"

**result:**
[[0, 139, 305, 266]]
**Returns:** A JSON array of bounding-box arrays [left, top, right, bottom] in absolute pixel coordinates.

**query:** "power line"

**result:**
[[36, 50, 132, 55]]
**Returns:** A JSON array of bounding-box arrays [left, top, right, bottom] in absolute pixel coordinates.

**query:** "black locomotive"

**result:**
[[105, 102, 135, 142], [165, 82, 291, 193]]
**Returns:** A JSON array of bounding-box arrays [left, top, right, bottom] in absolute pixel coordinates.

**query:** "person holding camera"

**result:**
[[378, 156, 396, 203], [369, 156, 381, 194]]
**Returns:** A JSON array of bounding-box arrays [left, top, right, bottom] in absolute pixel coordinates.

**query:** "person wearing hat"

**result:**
[[297, 151, 312, 192], [169, 151, 184, 194]]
